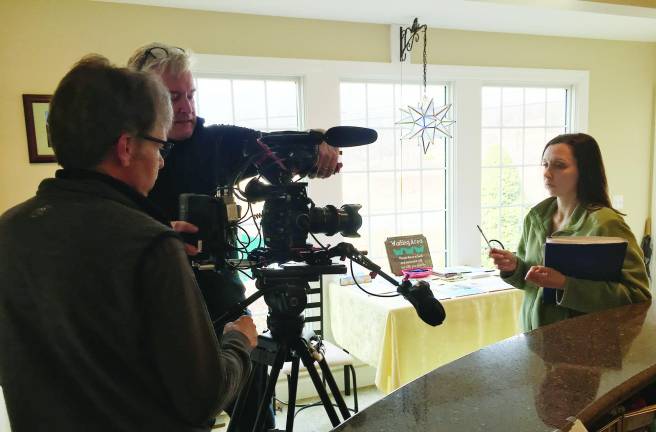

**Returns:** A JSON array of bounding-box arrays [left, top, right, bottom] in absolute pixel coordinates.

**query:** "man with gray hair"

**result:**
[[128, 43, 341, 431], [127, 44, 339, 321], [0, 55, 257, 431]]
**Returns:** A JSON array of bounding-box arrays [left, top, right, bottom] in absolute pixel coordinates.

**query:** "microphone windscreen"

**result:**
[[398, 280, 446, 327], [416, 297, 446, 327], [324, 126, 378, 147]]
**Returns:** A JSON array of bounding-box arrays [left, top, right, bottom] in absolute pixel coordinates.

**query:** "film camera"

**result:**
[[178, 125, 444, 328], [178, 126, 376, 270], [178, 126, 377, 326], [177, 127, 377, 431]]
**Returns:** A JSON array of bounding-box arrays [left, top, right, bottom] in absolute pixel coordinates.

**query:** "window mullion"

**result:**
[[451, 79, 482, 266]]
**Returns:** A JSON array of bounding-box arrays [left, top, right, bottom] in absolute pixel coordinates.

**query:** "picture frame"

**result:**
[[22, 94, 55, 163]]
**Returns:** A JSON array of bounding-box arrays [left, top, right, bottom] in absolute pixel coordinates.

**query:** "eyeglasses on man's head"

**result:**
[[135, 46, 185, 71]]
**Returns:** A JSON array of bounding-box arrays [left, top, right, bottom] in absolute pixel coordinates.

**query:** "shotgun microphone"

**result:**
[[324, 126, 378, 147], [260, 126, 377, 148]]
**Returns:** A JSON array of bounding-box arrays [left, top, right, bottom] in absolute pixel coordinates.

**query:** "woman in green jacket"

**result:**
[[489, 133, 650, 331]]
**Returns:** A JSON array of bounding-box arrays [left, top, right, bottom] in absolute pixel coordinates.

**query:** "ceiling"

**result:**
[[99, 0, 656, 42]]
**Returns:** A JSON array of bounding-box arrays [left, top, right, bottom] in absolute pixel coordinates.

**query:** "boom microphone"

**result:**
[[259, 130, 324, 147], [260, 126, 377, 148], [324, 126, 378, 147], [397, 280, 446, 326]]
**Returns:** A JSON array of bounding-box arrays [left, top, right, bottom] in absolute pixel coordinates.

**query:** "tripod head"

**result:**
[[215, 242, 445, 331], [214, 262, 346, 341], [254, 264, 347, 342]]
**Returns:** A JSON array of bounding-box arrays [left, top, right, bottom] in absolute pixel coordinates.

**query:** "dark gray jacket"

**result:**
[[0, 172, 251, 431]]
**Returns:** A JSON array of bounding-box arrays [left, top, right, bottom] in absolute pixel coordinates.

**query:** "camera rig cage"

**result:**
[[178, 127, 374, 273], [178, 126, 445, 328]]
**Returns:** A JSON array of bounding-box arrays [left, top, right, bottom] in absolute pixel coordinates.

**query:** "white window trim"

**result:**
[[195, 75, 305, 132], [193, 54, 589, 266]]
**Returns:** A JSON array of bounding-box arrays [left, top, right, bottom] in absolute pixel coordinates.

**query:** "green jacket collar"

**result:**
[[529, 197, 589, 237]]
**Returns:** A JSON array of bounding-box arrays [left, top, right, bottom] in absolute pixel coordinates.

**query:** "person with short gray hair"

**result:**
[[127, 43, 190, 76], [129, 41, 341, 432], [0, 54, 257, 432], [127, 41, 340, 318]]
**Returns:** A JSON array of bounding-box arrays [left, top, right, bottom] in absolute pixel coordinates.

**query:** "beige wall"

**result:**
[[0, 0, 387, 212], [2, 0, 655, 235]]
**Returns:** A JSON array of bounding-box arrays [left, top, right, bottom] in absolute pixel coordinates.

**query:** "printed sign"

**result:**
[[385, 234, 433, 276]]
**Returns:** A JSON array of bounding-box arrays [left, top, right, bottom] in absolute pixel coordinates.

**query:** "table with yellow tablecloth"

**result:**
[[327, 275, 524, 394]]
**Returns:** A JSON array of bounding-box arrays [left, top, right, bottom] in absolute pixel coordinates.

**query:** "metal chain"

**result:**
[[422, 27, 427, 100]]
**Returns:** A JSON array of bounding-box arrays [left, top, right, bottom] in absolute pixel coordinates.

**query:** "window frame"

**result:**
[[192, 54, 589, 267], [479, 84, 573, 260], [337, 79, 452, 267], [194, 74, 305, 132]]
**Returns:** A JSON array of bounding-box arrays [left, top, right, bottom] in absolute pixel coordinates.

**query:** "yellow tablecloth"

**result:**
[[327, 277, 524, 394]]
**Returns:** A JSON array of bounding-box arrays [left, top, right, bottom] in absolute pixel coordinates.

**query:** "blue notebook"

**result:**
[[543, 236, 627, 305]]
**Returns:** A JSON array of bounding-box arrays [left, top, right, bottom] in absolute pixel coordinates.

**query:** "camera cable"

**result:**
[[349, 259, 399, 298], [308, 233, 397, 297]]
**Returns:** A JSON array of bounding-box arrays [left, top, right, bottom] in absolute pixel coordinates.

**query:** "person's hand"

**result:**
[[525, 266, 566, 289], [310, 141, 339, 178], [223, 315, 258, 348], [489, 248, 518, 273], [170, 220, 199, 256]]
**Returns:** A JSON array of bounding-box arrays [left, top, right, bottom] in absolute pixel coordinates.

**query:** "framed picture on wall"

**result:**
[[22, 94, 55, 163]]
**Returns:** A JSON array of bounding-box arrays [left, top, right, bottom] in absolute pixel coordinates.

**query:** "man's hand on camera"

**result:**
[[223, 316, 258, 348], [170, 221, 199, 256], [310, 141, 340, 179]]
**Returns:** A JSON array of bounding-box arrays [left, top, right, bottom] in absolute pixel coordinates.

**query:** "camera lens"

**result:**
[[307, 204, 362, 237]]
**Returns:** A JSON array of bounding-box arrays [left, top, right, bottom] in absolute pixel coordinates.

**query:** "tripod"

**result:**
[[226, 267, 352, 432]]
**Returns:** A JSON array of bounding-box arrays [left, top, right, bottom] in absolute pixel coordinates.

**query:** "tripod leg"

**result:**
[[227, 362, 258, 432], [285, 357, 301, 432], [294, 340, 341, 427], [252, 345, 287, 432], [316, 356, 351, 420]]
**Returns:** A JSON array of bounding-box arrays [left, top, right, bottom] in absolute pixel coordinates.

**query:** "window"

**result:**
[[196, 77, 301, 131], [192, 54, 588, 274], [195, 76, 302, 328], [190, 55, 588, 342], [479, 86, 570, 261], [339, 82, 450, 269]]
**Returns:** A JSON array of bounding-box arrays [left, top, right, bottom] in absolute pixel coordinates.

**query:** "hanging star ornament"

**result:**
[[397, 98, 455, 154]]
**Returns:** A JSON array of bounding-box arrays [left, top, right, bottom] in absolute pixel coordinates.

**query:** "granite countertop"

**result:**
[[332, 301, 655, 432]]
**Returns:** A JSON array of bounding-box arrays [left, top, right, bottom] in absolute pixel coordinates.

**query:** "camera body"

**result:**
[[244, 178, 362, 265], [179, 127, 376, 270]]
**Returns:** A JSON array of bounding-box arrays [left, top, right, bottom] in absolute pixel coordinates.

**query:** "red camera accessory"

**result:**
[[402, 267, 433, 279]]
